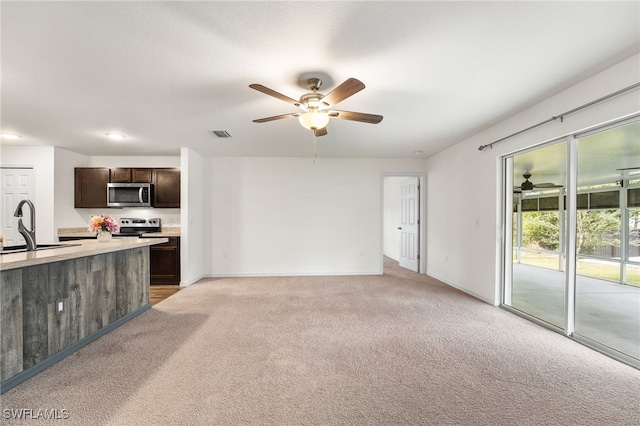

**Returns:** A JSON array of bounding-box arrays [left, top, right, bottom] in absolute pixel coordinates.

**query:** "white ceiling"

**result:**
[[1, 1, 639, 158]]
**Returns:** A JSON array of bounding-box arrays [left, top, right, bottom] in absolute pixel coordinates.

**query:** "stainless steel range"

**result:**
[[113, 218, 161, 238]]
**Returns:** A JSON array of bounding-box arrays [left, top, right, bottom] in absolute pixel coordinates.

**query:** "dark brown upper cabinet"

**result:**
[[110, 168, 153, 183], [74, 168, 110, 208], [132, 168, 153, 183], [74, 167, 180, 208], [152, 168, 181, 208]]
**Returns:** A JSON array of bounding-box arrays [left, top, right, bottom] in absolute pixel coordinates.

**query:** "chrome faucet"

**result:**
[[14, 199, 36, 251]]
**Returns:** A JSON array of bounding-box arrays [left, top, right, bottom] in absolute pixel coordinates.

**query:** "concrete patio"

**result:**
[[511, 263, 640, 360]]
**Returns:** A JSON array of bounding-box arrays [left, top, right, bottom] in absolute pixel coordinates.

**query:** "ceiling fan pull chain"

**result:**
[[312, 133, 317, 165]]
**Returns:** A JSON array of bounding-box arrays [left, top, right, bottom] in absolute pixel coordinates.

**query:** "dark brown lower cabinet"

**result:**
[[149, 237, 180, 285]]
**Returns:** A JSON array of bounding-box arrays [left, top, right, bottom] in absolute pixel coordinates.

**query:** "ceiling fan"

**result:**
[[514, 172, 563, 193], [249, 77, 383, 136]]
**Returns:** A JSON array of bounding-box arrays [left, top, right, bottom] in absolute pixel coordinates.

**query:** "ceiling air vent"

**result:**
[[210, 130, 231, 138]]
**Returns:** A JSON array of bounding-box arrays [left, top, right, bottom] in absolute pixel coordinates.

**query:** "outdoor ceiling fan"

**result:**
[[514, 173, 563, 193], [249, 77, 383, 136]]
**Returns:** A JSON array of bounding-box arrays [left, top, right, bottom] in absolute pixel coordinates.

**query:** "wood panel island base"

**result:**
[[0, 238, 167, 394]]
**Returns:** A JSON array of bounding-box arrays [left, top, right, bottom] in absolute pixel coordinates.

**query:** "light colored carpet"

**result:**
[[2, 259, 639, 425]]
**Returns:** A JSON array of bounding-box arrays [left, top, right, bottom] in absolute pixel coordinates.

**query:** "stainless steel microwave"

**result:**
[[107, 183, 152, 207]]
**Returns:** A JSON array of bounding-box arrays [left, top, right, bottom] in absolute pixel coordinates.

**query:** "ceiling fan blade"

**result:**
[[249, 84, 301, 107], [252, 113, 298, 123], [617, 166, 640, 171], [332, 110, 383, 124], [314, 127, 328, 137], [533, 183, 563, 188], [320, 78, 365, 107]]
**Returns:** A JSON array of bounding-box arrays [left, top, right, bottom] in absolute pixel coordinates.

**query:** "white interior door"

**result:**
[[399, 177, 419, 272], [1, 167, 35, 246]]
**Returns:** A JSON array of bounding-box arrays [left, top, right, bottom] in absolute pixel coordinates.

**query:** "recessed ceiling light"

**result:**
[[413, 150, 424, 155], [105, 133, 126, 140], [0, 133, 21, 140]]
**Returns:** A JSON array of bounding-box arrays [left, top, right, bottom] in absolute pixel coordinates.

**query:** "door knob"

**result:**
[[397, 227, 402, 230]]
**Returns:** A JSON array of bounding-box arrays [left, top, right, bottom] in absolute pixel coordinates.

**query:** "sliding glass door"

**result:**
[[573, 121, 640, 360], [507, 142, 567, 330], [503, 117, 640, 366]]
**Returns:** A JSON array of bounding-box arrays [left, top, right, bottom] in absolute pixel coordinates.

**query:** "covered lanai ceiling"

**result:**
[[1, 1, 638, 158], [512, 120, 640, 190]]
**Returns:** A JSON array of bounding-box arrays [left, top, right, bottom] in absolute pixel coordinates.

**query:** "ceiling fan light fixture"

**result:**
[[250, 77, 382, 132], [105, 132, 126, 140], [306, 99, 321, 109], [521, 181, 534, 191], [520, 173, 534, 191], [298, 111, 330, 130]]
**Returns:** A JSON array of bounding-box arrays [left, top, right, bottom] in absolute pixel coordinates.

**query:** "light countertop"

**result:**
[[0, 238, 168, 271], [57, 227, 181, 238], [141, 228, 181, 237]]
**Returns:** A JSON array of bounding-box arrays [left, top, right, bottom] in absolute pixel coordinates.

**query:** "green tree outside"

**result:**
[[576, 209, 620, 256], [520, 210, 621, 255], [522, 211, 559, 251]]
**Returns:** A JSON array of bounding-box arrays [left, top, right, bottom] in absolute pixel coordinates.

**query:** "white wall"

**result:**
[[53, 147, 89, 229], [180, 148, 204, 286], [1, 146, 56, 243], [204, 157, 426, 276], [383, 177, 404, 261], [425, 54, 640, 305]]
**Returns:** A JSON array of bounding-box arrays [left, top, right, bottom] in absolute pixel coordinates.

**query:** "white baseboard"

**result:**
[[180, 274, 205, 287], [203, 270, 381, 279], [427, 272, 498, 306], [185, 270, 496, 307]]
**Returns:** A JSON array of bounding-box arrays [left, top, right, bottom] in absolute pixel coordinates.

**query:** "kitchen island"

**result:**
[[0, 238, 167, 393]]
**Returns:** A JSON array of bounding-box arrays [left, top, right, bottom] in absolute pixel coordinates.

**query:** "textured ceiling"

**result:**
[[1, 1, 639, 158]]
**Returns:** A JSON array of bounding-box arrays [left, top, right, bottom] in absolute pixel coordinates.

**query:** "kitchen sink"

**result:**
[[0, 243, 80, 255]]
